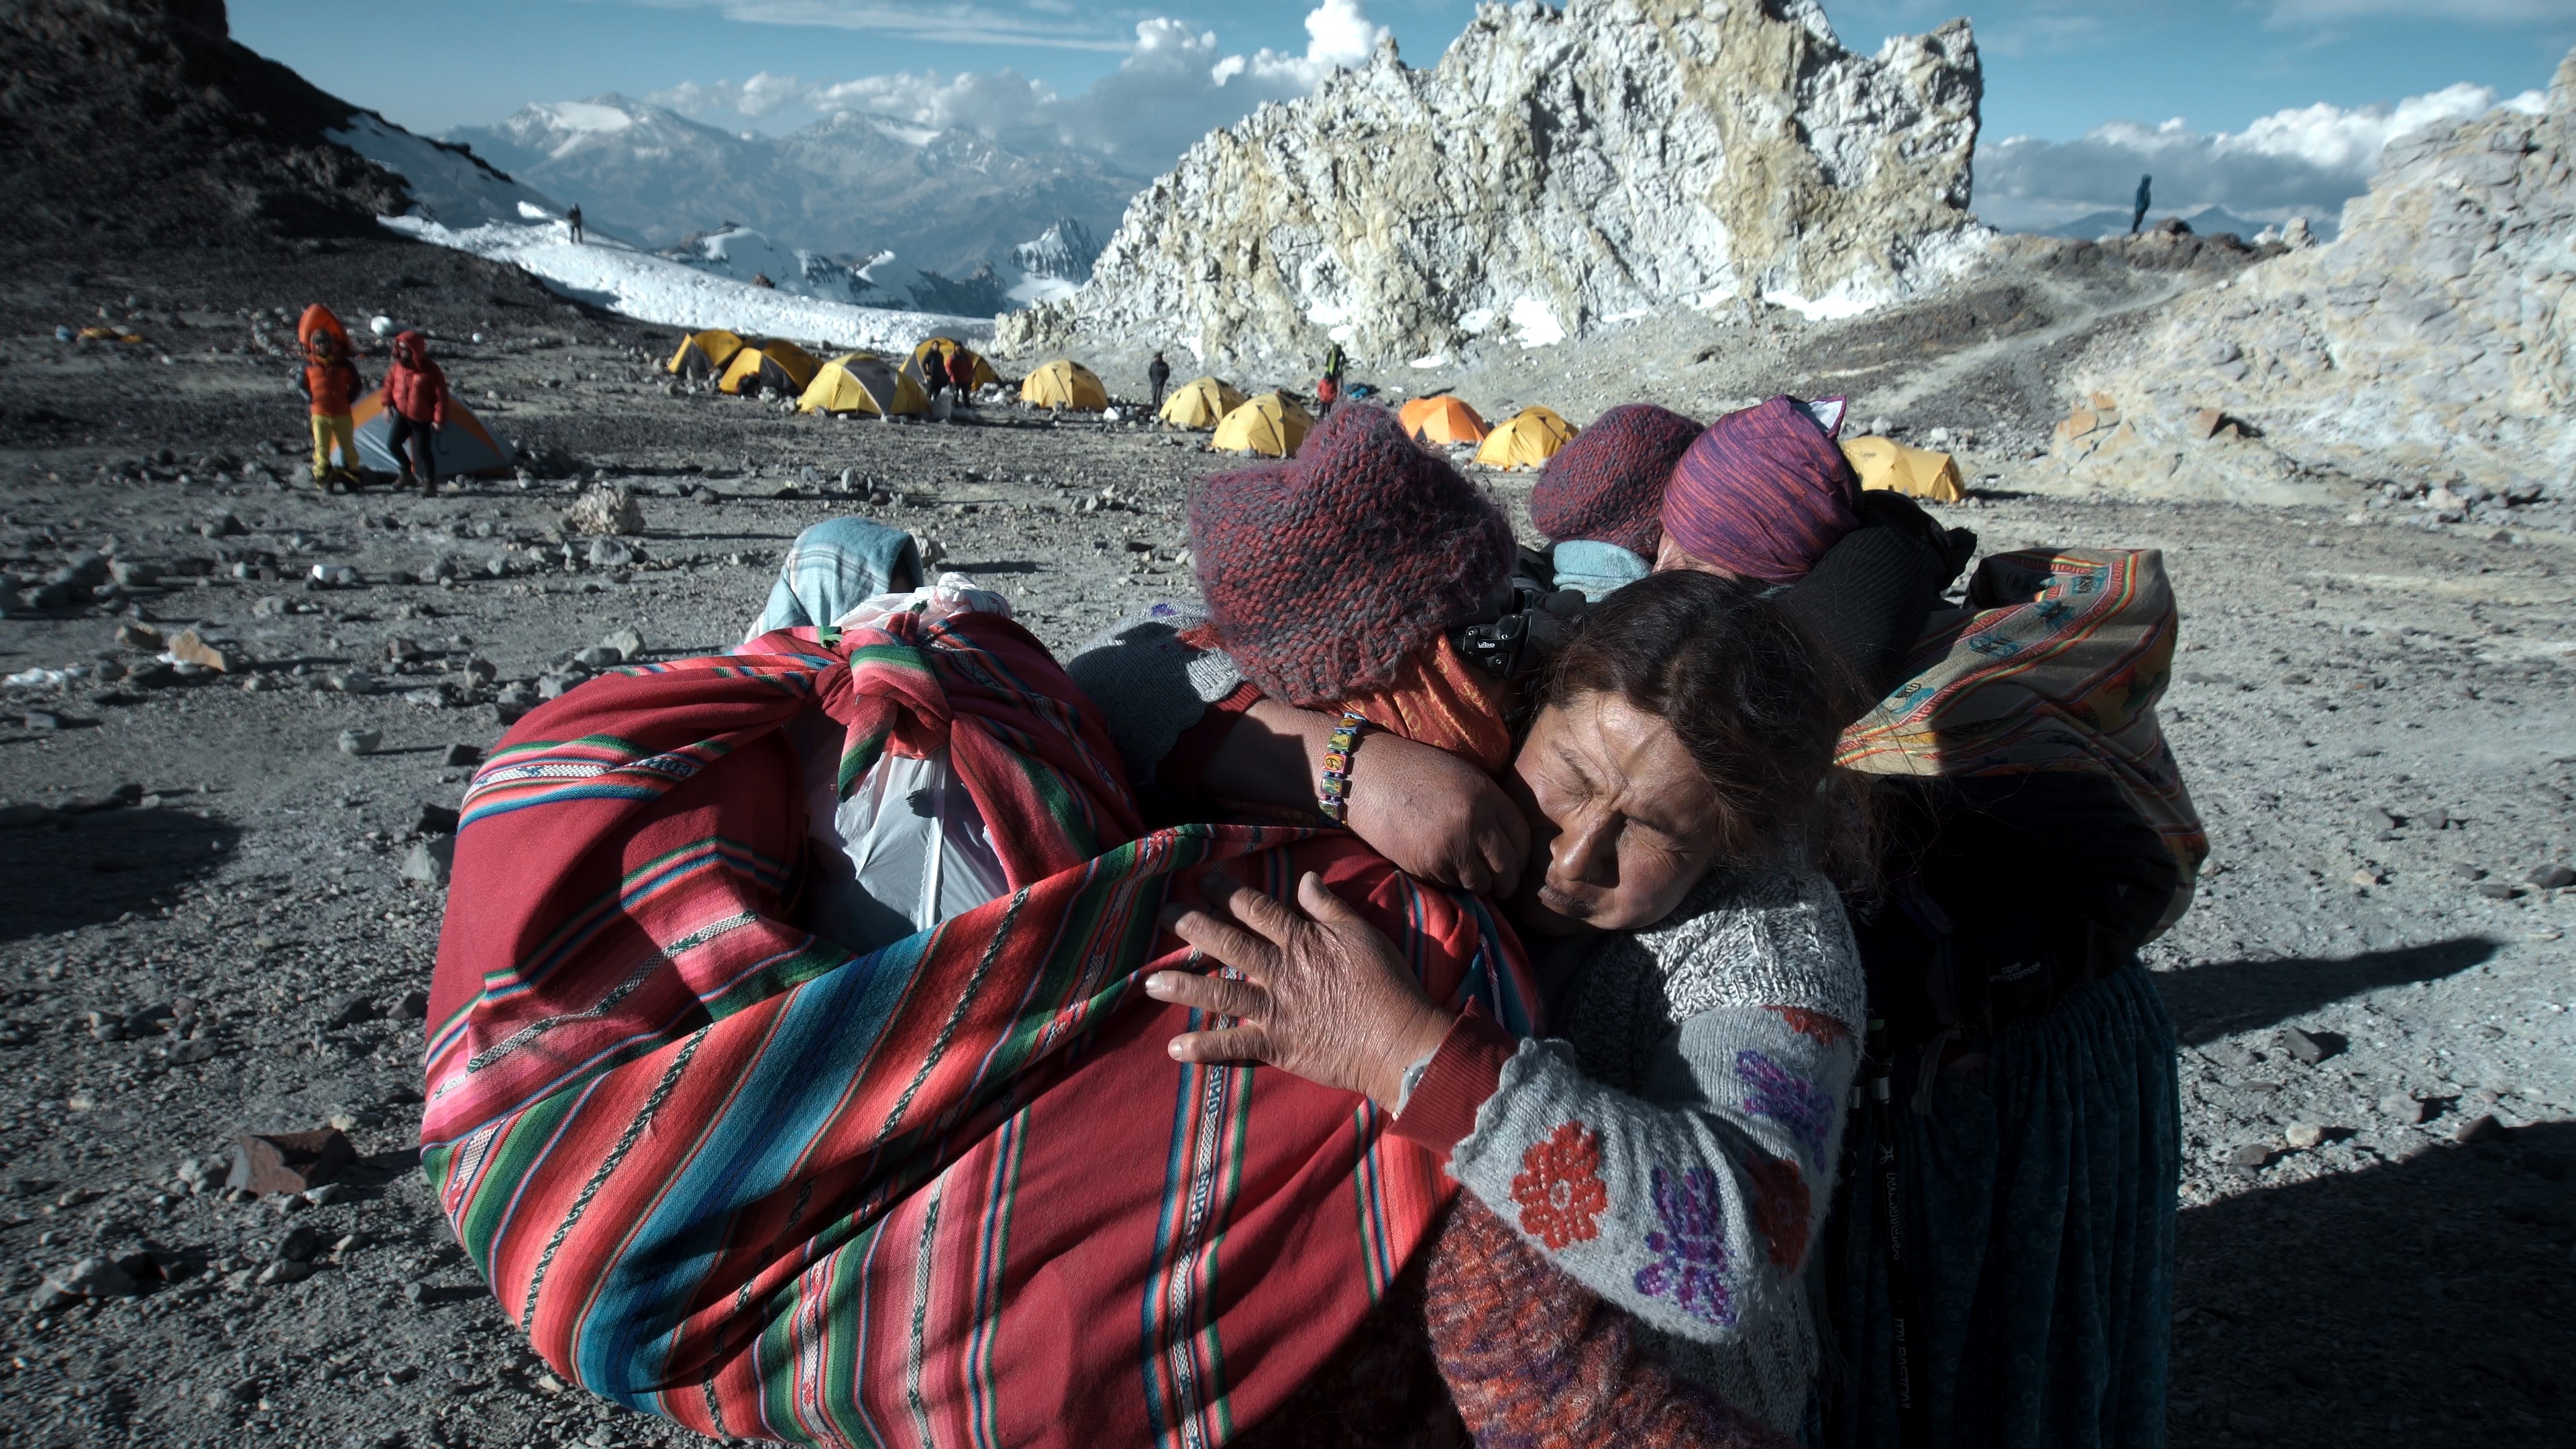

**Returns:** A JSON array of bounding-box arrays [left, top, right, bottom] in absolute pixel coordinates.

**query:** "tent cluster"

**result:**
[[666, 331, 1002, 420], [1150, 372, 1313, 457], [1395, 394, 1578, 470]]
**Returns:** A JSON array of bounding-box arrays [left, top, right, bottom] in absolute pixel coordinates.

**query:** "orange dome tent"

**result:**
[[1399, 395, 1489, 447]]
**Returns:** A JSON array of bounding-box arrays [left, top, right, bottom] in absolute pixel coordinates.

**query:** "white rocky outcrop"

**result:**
[[2056, 50, 2576, 498], [998, 0, 1982, 366]]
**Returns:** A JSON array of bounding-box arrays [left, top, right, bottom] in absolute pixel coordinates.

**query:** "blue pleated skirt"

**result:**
[[1819, 962, 2181, 1449]]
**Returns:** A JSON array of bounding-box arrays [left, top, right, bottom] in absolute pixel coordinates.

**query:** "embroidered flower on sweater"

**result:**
[[1509, 1120, 1608, 1250], [1745, 1153, 1812, 1269], [1762, 1005, 1849, 1046], [1633, 1166, 1736, 1327], [1735, 1049, 1834, 1157]]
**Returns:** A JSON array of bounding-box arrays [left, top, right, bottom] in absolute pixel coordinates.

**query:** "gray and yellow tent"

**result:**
[[351, 390, 515, 477], [1020, 358, 1109, 411], [1841, 435, 1966, 502], [1211, 392, 1313, 458], [1158, 376, 1246, 430], [800, 354, 930, 419], [668, 329, 749, 380], [718, 339, 823, 397], [903, 337, 1000, 394]]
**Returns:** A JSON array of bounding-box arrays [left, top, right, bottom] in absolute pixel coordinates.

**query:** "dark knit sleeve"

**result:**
[[1776, 522, 1957, 703]]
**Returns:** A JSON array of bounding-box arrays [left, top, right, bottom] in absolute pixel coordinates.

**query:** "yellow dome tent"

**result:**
[[1021, 358, 1109, 411], [717, 339, 822, 397], [1475, 407, 1576, 470], [1210, 392, 1314, 458], [904, 336, 1000, 393], [800, 353, 929, 419], [1159, 376, 1246, 429], [1841, 436, 1966, 503], [668, 329, 748, 380], [1399, 395, 1489, 447]]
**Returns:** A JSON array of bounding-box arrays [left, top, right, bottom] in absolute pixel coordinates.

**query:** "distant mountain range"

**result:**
[[2024, 205, 2339, 243], [446, 96, 1144, 314]]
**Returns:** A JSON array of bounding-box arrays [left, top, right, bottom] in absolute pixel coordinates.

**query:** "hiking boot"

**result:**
[[395, 468, 419, 492], [419, 475, 439, 498]]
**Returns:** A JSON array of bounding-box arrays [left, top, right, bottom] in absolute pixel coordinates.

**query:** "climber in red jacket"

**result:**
[[384, 330, 452, 496]]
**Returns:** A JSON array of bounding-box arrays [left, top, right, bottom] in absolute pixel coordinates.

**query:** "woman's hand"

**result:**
[[1344, 731, 1532, 898], [1146, 871, 1457, 1110]]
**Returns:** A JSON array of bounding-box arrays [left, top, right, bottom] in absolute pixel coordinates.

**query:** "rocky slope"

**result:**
[[2051, 49, 2576, 503], [998, 0, 1983, 367], [0, 0, 409, 249]]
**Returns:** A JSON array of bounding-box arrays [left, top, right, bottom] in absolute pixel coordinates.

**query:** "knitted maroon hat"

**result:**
[[1527, 403, 1703, 555], [1660, 396, 1862, 584], [1189, 402, 1515, 706]]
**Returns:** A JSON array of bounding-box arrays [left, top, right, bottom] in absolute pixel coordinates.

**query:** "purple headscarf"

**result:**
[[1658, 396, 1862, 584]]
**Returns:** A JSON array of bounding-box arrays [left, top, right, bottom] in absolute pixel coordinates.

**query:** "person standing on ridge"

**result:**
[[2131, 174, 2152, 235], [297, 321, 364, 490], [1147, 351, 1171, 413], [567, 205, 584, 244], [1322, 340, 1346, 386], [384, 330, 454, 498]]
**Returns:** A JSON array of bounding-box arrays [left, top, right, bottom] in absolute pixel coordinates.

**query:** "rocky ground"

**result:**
[[0, 236, 2568, 1448]]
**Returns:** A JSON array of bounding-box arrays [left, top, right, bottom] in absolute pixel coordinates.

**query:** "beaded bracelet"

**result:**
[[1316, 710, 1371, 824]]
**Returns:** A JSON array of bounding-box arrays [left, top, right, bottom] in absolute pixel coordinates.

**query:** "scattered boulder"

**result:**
[[600, 627, 644, 661], [561, 486, 645, 537], [224, 1128, 356, 1195], [400, 836, 454, 889], [335, 728, 380, 757]]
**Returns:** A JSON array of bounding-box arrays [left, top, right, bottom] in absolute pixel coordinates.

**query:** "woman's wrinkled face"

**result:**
[[1505, 690, 1725, 936]]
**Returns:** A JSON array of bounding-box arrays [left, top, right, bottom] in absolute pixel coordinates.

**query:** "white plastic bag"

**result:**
[[790, 711, 1007, 955]]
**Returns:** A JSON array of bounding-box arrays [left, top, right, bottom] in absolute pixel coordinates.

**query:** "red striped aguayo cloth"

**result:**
[[1833, 547, 2206, 931], [421, 609, 1540, 1448]]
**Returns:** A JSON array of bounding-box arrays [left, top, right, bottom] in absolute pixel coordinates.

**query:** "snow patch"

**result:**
[[1762, 290, 1877, 321], [379, 215, 987, 352], [1507, 297, 1565, 347]]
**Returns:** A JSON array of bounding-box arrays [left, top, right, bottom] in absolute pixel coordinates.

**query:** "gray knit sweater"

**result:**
[[1063, 607, 1865, 1434], [1445, 869, 1862, 1432]]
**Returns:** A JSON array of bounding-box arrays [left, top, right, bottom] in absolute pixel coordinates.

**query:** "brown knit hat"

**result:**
[[1189, 402, 1515, 706]]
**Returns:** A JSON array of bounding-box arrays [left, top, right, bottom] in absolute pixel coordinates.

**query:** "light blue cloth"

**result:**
[[1549, 539, 1652, 601], [1821, 962, 2180, 1449], [748, 519, 923, 638]]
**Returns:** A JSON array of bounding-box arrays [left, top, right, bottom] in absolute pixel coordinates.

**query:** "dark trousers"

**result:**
[[388, 412, 437, 488], [1150, 378, 1167, 409]]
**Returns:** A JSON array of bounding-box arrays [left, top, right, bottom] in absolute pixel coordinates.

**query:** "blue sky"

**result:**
[[233, 0, 2569, 224]]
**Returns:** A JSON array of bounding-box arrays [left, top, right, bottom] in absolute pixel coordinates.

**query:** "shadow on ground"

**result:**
[[0, 806, 241, 942], [2152, 937, 2497, 1045], [2169, 1120, 2570, 1444]]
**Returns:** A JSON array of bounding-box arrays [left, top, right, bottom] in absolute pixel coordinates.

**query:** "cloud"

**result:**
[[631, 0, 1130, 51], [2267, 0, 2576, 23], [1975, 81, 2546, 229], [649, 1, 1391, 164]]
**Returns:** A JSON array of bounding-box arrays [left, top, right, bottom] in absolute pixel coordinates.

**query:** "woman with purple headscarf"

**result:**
[[1650, 395, 2183, 1449]]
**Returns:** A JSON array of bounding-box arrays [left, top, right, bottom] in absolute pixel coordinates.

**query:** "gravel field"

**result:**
[[0, 239, 2568, 1447]]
